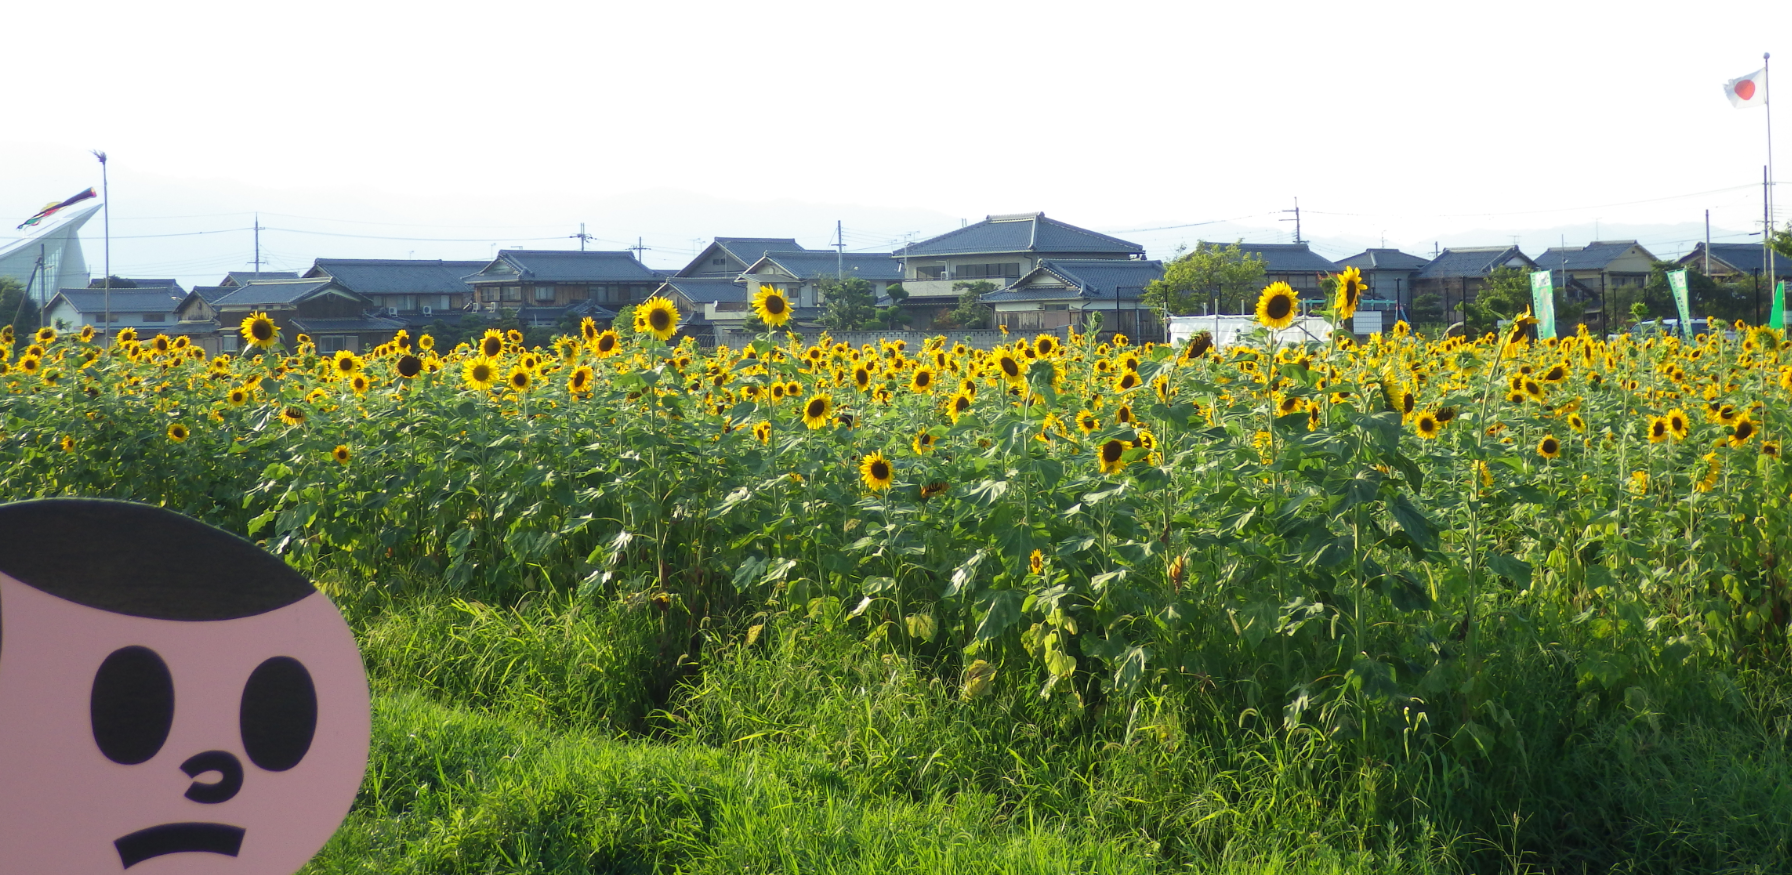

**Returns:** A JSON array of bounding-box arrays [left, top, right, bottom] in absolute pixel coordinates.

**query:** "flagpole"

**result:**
[[1767, 52, 1776, 306]]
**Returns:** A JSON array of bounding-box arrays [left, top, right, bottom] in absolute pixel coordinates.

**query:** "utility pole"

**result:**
[[629, 237, 650, 263], [92, 150, 109, 340], [254, 213, 263, 274], [835, 220, 845, 278], [1705, 209, 1712, 275], [1279, 198, 1303, 244], [570, 223, 593, 251]]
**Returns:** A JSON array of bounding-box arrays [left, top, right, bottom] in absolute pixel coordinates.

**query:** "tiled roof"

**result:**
[[51, 289, 186, 312], [470, 250, 661, 284], [212, 279, 360, 308], [1223, 243, 1339, 274], [896, 213, 1142, 258], [1336, 248, 1430, 271], [747, 251, 903, 281], [661, 276, 750, 304], [1414, 247, 1535, 280], [290, 315, 408, 334], [981, 259, 1163, 303], [1682, 243, 1792, 276], [221, 271, 299, 286], [716, 237, 805, 260], [1532, 241, 1656, 272], [188, 285, 235, 303], [88, 278, 185, 293], [309, 258, 485, 295]]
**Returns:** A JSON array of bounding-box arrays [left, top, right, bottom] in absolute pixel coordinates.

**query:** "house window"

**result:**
[[955, 263, 1022, 280], [141, 313, 165, 322], [502, 285, 522, 302], [317, 335, 353, 353], [916, 266, 946, 281], [534, 285, 555, 302], [711, 257, 727, 266]]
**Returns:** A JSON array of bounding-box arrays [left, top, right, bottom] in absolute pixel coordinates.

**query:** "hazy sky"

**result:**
[[4, 0, 1788, 287]]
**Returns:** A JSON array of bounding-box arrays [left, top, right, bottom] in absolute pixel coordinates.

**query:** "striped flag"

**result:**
[[16, 189, 98, 229]]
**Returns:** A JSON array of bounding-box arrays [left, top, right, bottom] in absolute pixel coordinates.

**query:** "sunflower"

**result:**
[[859, 451, 894, 491], [752, 421, 773, 444], [1115, 371, 1141, 393], [166, 423, 189, 442], [59, 435, 74, 452], [568, 365, 595, 395], [1729, 414, 1757, 448], [993, 351, 1025, 385], [852, 366, 873, 391], [1666, 408, 1690, 440], [945, 390, 974, 423], [1076, 410, 1098, 434], [77, 324, 96, 343], [1334, 266, 1365, 321], [1028, 549, 1045, 575], [34, 326, 56, 345], [1540, 362, 1568, 383], [910, 367, 937, 394], [1178, 332, 1213, 364], [1413, 411, 1442, 439], [332, 350, 362, 379], [1115, 404, 1135, 426], [912, 429, 937, 454], [579, 317, 600, 344], [801, 394, 834, 429], [479, 330, 505, 359], [115, 326, 137, 345], [331, 445, 352, 465], [1567, 412, 1587, 432], [919, 481, 950, 500], [1097, 438, 1132, 475], [350, 374, 372, 395], [463, 357, 499, 391], [1537, 434, 1561, 460], [1255, 282, 1299, 330], [506, 365, 533, 393], [240, 312, 279, 350], [751, 285, 794, 327], [396, 354, 424, 379], [417, 333, 435, 351], [1034, 335, 1057, 357], [637, 297, 680, 341]]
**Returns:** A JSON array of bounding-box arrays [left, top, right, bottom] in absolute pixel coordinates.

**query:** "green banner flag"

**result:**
[[1667, 269, 1692, 336], [1529, 271, 1557, 339], [1772, 281, 1786, 331]]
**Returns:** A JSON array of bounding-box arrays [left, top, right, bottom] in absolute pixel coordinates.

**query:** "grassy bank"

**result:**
[[302, 583, 1792, 874]]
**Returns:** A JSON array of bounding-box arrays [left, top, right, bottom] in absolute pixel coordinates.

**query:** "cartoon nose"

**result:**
[[180, 751, 244, 804]]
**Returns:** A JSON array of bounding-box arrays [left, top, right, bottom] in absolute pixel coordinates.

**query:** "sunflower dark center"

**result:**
[[484, 339, 502, 356], [807, 400, 826, 418], [1001, 358, 1019, 376], [398, 356, 422, 377], [871, 460, 891, 479], [251, 321, 273, 340], [765, 296, 786, 314], [474, 365, 492, 381], [1266, 295, 1292, 320], [1543, 439, 1559, 453], [1102, 441, 1124, 463], [649, 309, 672, 331]]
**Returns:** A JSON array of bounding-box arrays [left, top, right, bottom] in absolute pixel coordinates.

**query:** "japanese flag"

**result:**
[[1726, 68, 1766, 108]]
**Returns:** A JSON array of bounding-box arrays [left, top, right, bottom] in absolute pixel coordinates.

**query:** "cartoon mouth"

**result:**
[[114, 822, 246, 868]]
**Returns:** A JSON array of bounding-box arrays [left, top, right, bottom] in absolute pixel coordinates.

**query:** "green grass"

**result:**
[[303, 588, 1792, 874]]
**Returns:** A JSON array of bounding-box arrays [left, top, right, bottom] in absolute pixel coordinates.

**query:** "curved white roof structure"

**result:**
[[0, 199, 101, 301]]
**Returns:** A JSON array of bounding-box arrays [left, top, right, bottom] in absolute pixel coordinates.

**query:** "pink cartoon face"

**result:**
[[0, 500, 370, 875]]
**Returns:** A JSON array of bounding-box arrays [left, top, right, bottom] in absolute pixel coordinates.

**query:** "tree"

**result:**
[[936, 281, 994, 330], [1408, 292, 1444, 329], [88, 276, 138, 289], [1141, 242, 1267, 316], [874, 283, 913, 330], [1462, 267, 1533, 336], [1, 277, 42, 348], [817, 276, 877, 331]]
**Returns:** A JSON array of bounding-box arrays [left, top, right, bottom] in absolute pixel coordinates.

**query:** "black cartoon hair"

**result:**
[[0, 499, 313, 623]]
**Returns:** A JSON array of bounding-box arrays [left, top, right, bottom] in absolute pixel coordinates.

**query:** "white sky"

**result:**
[[4, 0, 1789, 287]]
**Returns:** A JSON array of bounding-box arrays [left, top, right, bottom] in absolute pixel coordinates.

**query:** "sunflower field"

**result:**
[[4, 280, 1792, 873]]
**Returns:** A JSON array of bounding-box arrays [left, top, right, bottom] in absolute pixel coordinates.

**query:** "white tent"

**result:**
[[0, 199, 101, 302], [1167, 314, 1333, 348]]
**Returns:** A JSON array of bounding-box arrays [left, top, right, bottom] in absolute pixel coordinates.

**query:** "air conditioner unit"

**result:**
[[421, 306, 434, 316], [384, 307, 399, 316]]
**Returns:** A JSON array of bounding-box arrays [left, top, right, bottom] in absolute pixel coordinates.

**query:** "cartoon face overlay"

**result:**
[[0, 500, 370, 875]]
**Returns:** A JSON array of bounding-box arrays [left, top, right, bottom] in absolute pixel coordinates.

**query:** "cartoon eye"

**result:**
[[91, 646, 176, 765], [239, 656, 317, 771]]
